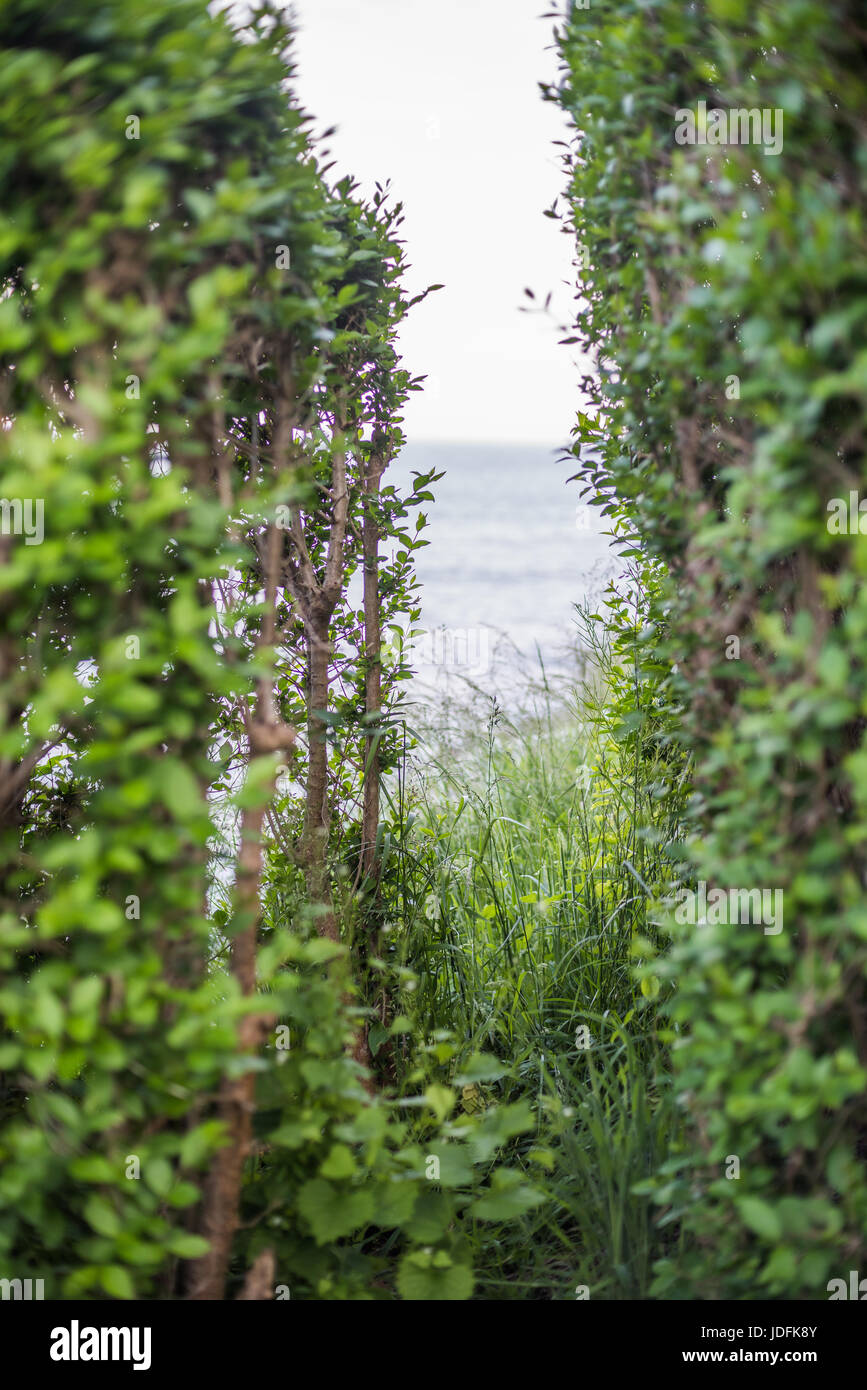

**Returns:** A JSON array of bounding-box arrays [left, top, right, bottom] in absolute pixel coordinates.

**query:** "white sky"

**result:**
[[289, 0, 586, 445]]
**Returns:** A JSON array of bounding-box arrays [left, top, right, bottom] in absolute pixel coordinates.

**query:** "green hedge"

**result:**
[[0, 0, 275, 1296], [0, 0, 542, 1301], [553, 0, 867, 1297]]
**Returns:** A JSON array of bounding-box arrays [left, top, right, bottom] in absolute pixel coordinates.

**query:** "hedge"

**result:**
[[552, 0, 867, 1297]]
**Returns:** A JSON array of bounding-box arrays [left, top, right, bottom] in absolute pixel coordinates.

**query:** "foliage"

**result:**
[[394, 633, 688, 1297], [551, 0, 867, 1296], [0, 0, 541, 1301]]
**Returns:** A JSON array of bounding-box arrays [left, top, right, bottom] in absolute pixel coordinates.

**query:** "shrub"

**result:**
[[552, 0, 867, 1296]]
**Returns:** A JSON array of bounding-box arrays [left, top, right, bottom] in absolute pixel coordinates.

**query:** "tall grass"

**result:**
[[390, 621, 690, 1297]]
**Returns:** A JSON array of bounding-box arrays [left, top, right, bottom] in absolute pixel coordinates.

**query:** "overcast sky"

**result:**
[[288, 0, 585, 446]]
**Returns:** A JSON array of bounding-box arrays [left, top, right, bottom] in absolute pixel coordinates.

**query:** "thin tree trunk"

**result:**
[[285, 403, 374, 1084], [353, 447, 390, 1083], [361, 449, 385, 881], [185, 802, 263, 1300], [236, 1247, 276, 1300], [302, 610, 338, 942], [187, 515, 293, 1299], [297, 402, 349, 942]]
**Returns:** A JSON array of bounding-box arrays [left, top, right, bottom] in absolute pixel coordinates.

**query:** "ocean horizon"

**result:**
[[389, 440, 615, 691]]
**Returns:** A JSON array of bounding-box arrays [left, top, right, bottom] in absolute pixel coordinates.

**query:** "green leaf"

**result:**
[[167, 1233, 211, 1258], [423, 1083, 455, 1123], [368, 1022, 389, 1057], [320, 1144, 356, 1180], [469, 1168, 546, 1221], [397, 1250, 474, 1301], [738, 1197, 782, 1242], [297, 1179, 374, 1244], [144, 1158, 173, 1197], [454, 1052, 508, 1085], [84, 1194, 121, 1238], [100, 1265, 135, 1299]]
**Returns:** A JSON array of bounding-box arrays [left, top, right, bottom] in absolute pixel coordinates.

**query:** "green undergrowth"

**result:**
[[382, 606, 692, 1297]]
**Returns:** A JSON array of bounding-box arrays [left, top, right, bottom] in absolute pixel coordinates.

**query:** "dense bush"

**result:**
[[0, 0, 538, 1301], [396, 620, 688, 1297], [552, 0, 867, 1296]]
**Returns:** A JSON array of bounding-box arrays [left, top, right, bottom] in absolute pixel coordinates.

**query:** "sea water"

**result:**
[[388, 440, 614, 692]]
